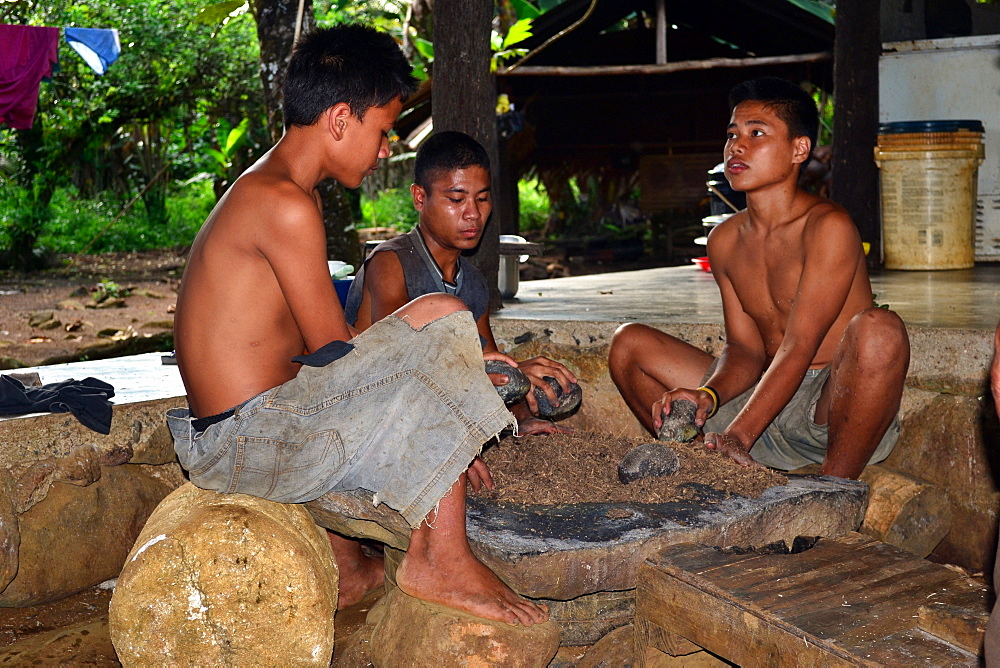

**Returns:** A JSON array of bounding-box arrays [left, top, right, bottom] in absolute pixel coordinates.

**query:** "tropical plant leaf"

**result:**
[[510, 0, 541, 19], [195, 0, 248, 26], [502, 18, 533, 49], [224, 118, 249, 155], [413, 37, 434, 61]]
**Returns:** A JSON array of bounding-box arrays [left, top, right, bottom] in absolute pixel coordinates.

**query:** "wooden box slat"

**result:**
[[635, 533, 987, 666]]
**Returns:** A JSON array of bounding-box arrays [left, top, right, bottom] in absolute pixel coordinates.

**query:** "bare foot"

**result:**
[[326, 531, 385, 609], [395, 473, 548, 626], [395, 541, 548, 626]]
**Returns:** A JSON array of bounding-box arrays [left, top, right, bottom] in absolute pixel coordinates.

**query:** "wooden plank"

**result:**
[[633, 615, 701, 661], [636, 562, 870, 667], [638, 535, 985, 666], [917, 602, 988, 654], [500, 51, 833, 77]]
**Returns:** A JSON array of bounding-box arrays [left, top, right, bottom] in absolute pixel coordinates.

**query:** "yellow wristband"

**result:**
[[697, 385, 719, 419]]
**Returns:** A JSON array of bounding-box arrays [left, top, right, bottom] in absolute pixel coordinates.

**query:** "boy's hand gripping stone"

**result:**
[[532, 376, 583, 418], [484, 360, 531, 404], [656, 399, 700, 443]]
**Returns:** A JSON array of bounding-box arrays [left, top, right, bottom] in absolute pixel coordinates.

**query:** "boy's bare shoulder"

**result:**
[[800, 196, 861, 242], [216, 162, 321, 235]]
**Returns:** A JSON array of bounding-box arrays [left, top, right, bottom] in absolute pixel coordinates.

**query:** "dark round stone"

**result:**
[[532, 376, 583, 418], [656, 399, 699, 443], [617, 443, 681, 484], [485, 359, 531, 404]]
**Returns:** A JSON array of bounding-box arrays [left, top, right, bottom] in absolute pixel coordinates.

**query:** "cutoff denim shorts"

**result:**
[[166, 310, 515, 527], [703, 362, 899, 471]]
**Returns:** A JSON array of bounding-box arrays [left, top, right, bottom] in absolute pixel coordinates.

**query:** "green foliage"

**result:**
[[0, 0, 263, 266], [491, 18, 533, 71], [360, 187, 419, 232], [518, 178, 550, 232], [30, 182, 214, 254]]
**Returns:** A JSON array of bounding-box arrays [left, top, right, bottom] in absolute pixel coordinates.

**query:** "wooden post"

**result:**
[[831, 0, 882, 266], [655, 0, 667, 65], [433, 0, 504, 310]]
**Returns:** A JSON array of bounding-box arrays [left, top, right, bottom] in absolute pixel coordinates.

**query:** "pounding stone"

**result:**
[[486, 359, 531, 404], [656, 400, 699, 443], [618, 443, 680, 484], [0, 465, 172, 606], [109, 483, 338, 666], [533, 377, 583, 418], [368, 587, 560, 667]]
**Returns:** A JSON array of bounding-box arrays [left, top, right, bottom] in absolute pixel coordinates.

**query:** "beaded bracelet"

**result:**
[[696, 385, 719, 419]]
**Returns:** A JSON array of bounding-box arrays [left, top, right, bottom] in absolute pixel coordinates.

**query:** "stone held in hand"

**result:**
[[485, 359, 531, 404], [656, 399, 700, 443], [617, 443, 681, 484], [532, 376, 583, 418]]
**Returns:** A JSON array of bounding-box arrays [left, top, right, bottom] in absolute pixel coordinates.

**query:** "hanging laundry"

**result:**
[[0, 24, 59, 130], [64, 27, 121, 75]]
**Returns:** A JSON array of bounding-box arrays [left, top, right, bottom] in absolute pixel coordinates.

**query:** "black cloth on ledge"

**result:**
[[0, 375, 115, 434]]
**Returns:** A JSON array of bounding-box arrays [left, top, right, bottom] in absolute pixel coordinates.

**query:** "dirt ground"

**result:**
[[0, 250, 185, 369]]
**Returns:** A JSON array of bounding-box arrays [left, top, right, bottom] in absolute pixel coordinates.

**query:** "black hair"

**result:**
[[283, 24, 418, 129], [413, 131, 491, 192], [728, 77, 819, 157]]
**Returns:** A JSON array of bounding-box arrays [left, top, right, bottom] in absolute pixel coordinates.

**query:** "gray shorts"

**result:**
[[166, 311, 515, 528], [703, 362, 899, 471]]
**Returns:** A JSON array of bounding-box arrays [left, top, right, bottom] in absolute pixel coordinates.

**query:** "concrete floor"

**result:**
[[2, 262, 996, 418], [497, 263, 1000, 330]]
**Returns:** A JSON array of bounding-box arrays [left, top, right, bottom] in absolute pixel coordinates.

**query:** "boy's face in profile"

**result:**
[[411, 165, 492, 252], [724, 100, 809, 193], [334, 98, 404, 189]]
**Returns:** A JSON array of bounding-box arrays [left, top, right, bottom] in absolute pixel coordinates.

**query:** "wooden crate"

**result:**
[[635, 532, 988, 667]]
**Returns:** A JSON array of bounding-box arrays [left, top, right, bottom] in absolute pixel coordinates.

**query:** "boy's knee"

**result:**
[[407, 293, 467, 317], [848, 307, 909, 361], [610, 323, 648, 363]]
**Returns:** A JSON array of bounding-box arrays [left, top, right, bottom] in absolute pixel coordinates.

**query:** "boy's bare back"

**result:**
[[174, 150, 349, 418]]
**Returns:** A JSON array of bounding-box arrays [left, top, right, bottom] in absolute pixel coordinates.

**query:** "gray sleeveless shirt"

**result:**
[[343, 228, 489, 327]]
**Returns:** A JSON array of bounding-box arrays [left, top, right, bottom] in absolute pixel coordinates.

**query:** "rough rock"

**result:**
[[533, 377, 583, 418], [109, 483, 338, 666], [486, 359, 531, 404], [0, 464, 172, 606], [368, 587, 560, 667], [0, 616, 117, 665], [0, 468, 19, 593], [656, 399, 699, 443], [577, 623, 634, 667], [9, 444, 103, 514], [618, 443, 680, 484], [0, 397, 182, 471]]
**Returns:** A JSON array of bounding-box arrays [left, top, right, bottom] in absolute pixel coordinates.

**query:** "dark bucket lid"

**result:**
[[880, 120, 984, 134]]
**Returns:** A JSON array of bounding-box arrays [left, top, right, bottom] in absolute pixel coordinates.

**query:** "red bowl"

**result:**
[[692, 256, 711, 272]]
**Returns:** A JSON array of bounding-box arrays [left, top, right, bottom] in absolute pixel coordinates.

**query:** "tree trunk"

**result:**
[[831, 0, 882, 266], [433, 0, 504, 310], [253, 0, 359, 266]]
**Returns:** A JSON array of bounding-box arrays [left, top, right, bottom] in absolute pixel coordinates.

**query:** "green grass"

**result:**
[[29, 181, 215, 253], [518, 177, 550, 232]]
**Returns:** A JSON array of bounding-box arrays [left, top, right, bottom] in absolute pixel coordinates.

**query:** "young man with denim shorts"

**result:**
[[344, 130, 577, 435], [609, 77, 910, 480], [167, 24, 547, 626]]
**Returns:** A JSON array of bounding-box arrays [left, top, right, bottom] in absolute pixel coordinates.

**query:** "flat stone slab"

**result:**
[[308, 475, 867, 601]]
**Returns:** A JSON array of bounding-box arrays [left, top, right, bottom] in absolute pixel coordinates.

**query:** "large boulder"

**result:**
[[368, 587, 561, 667], [0, 469, 18, 593], [109, 483, 338, 666], [0, 464, 172, 606]]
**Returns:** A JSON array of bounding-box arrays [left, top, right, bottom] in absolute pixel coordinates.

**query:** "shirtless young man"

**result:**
[[609, 77, 910, 480], [168, 25, 547, 626], [344, 130, 577, 435]]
